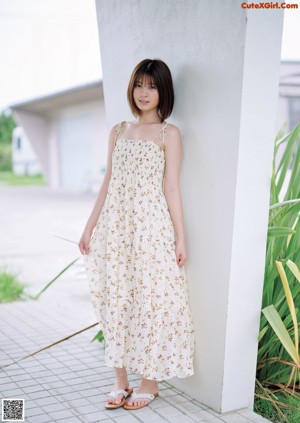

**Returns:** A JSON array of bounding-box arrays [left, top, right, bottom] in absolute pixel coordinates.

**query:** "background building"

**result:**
[[277, 60, 300, 132], [12, 126, 43, 175], [10, 80, 107, 191]]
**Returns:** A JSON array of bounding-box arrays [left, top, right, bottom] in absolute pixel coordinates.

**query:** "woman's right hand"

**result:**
[[78, 228, 93, 255]]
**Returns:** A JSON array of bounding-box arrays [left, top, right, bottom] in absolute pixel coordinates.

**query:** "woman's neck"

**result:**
[[136, 110, 161, 125]]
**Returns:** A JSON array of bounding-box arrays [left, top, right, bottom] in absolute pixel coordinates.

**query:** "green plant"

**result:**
[[0, 268, 30, 303], [0, 110, 16, 171], [254, 390, 300, 423], [255, 121, 300, 421], [0, 144, 12, 172]]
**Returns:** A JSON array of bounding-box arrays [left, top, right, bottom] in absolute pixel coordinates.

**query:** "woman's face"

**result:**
[[133, 75, 159, 113]]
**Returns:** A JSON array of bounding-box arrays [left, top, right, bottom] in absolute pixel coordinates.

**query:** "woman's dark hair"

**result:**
[[127, 59, 174, 122]]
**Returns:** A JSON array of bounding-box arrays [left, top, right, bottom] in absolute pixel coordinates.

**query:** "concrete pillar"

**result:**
[[95, 0, 284, 413]]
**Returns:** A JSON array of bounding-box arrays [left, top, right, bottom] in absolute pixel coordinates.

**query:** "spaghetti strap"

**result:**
[[114, 121, 126, 148], [161, 121, 168, 146], [153, 121, 168, 146]]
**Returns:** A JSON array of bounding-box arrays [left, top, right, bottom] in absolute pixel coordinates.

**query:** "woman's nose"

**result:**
[[141, 86, 148, 96]]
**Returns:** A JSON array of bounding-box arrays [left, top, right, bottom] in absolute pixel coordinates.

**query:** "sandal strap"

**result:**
[[132, 392, 155, 400], [108, 389, 129, 398]]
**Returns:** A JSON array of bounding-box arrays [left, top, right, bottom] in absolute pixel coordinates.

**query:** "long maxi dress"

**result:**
[[83, 120, 195, 381]]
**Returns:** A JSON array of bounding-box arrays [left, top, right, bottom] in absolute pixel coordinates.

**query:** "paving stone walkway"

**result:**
[[0, 186, 270, 423]]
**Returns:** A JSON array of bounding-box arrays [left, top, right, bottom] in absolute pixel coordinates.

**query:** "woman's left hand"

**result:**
[[175, 239, 187, 267]]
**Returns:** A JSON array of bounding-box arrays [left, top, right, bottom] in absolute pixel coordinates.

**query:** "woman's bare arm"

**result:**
[[163, 125, 186, 243], [83, 123, 119, 235]]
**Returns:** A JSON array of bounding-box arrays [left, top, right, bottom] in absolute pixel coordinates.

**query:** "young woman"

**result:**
[[78, 58, 195, 411]]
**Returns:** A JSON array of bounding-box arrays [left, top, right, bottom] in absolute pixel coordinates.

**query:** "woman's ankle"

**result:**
[[141, 377, 158, 386], [115, 366, 127, 376], [138, 377, 159, 390], [113, 367, 129, 386]]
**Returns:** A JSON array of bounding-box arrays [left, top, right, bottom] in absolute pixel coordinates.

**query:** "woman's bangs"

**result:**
[[134, 70, 157, 87]]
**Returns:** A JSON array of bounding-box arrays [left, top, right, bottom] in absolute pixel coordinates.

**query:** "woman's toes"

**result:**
[[126, 397, 151, 407], [109, 395, 120, 405]]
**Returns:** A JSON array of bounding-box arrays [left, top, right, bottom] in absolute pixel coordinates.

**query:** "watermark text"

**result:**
[[241, 2, 298, 8]]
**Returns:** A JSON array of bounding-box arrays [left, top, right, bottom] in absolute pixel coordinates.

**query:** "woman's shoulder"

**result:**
[[166, 122, 181, 138], [110, 120, 127, 134]]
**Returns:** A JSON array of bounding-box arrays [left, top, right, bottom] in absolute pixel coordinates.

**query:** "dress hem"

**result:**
[[104, 358, 194, 381]]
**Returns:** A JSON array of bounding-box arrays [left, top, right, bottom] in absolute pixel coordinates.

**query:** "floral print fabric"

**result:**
[[83, 123, 195, 381]]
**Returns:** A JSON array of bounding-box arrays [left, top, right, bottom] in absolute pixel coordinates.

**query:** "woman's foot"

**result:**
[[126, 377, 159, 407], [106, 367, 130, 405]]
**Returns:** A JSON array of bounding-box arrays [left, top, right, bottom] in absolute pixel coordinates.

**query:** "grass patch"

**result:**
[[254, 389, 300, 422], [0, 269, 30, 303], [0, 171, 47, 186]]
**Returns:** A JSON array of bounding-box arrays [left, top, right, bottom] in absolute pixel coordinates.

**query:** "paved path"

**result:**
[[0, 186, 270, 423]]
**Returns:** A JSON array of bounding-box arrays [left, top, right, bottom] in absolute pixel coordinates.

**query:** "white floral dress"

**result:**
[[83, 120, 195, 381]]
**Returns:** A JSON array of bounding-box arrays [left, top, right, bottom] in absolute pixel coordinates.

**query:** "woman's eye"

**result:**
[[149, 85, 156, 90]]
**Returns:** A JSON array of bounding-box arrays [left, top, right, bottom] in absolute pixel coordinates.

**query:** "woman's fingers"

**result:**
[[176, 252, 187, 267], [78, 240, 89, 255]]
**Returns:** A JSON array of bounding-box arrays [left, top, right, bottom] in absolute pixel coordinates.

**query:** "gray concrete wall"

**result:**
[[95, 0, 284, 413]]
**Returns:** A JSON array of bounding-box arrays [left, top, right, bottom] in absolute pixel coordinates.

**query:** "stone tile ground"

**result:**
[[0, 186, 270, 423]]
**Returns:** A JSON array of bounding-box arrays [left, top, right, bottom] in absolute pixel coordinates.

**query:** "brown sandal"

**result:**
[[123, 390, 159, 409], [105, 387, 133, 409]]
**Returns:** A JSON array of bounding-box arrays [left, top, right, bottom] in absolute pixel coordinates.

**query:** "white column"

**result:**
[[95, 0, 284, 413]]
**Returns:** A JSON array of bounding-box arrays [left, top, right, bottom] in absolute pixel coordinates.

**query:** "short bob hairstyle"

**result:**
[[127, 59, 174, 123]]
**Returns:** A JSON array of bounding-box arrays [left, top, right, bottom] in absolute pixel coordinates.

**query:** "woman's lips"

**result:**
[[139, 99, 149, 104]]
